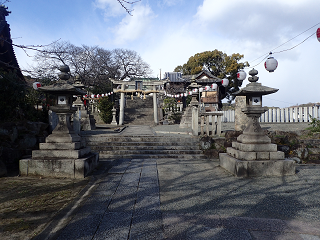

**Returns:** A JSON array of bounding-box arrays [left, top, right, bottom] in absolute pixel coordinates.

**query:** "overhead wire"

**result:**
[[244, 21, 320, 68], [273, 32, 316, 54], [240, 23, 320, 106]]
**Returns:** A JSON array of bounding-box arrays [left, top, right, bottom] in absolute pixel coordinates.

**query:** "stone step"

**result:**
[[125, 107, 154, 111], [83, 132, 206, 160], [90, 145, 200, 151], [84, 136, 199, 143], [98, 149, 203, 155], [86, 141, 198, 147], [99, 153, 207, 160]]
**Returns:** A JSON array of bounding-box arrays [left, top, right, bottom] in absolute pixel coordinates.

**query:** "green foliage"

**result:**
[[98, 96, 114, 123], [186, 95, 192, 106], [163, 97, 177, 112], [174, 49, 249, 103], [307, 115, 320, 133], [24, 88, 48, 122], [0, 71, 48, 122], [168, 112, 182, 124], [0, 71, 27, 122]]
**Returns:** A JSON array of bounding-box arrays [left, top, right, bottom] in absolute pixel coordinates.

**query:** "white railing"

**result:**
[[222, 106, 320, 123], [222, 110, 235, 122], [199, 112, 223, 136]]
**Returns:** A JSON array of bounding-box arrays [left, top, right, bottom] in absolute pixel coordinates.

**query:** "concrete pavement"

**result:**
[[36, 124, 320, 240]]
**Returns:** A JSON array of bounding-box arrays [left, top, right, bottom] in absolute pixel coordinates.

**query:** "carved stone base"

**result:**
[[219, 153, 295, 177], [19, 152, 99, 179]]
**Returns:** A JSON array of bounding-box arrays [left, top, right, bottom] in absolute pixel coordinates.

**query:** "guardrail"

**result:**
[[222, 106, 320, 123]]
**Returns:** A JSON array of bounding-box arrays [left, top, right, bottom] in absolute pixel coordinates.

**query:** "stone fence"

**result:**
[[222, 106, 320, 123], [199, 112, 223, 136]]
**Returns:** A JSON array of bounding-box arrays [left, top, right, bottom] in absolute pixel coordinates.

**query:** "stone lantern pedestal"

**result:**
[[219, 69, 295, 177], [19, 66, 99, 178]]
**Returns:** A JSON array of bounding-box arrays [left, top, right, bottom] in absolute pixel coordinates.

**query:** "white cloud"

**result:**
[[113, 4, 155, 44], [94, 0, 126, 17], [191, 0, 320, 64], [162, 0, 182, 6], [194, 0, 320, 46]]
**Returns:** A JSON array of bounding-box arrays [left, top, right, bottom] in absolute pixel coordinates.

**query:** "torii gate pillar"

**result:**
[[119, 83, 125, 125], [153, 85, 159, 124]]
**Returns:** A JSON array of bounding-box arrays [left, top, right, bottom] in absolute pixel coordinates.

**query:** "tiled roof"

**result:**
[[181, 70, 222, 83], [0, 6, 24, 80]]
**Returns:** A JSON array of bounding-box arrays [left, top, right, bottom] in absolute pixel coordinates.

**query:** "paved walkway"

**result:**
[[37, 125, 320, 240]]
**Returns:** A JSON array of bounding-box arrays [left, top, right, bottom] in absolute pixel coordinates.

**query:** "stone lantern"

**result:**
[[40, 66, 84, 137], [73, 75, 96, 131], [188, 77, 201, 106], [188, 77, 202, 135], [19, 65, 99, 178], [219, 69, 295, 177]]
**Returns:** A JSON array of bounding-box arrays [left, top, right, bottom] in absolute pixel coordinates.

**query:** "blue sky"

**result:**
[[5, 0, 320, 107]]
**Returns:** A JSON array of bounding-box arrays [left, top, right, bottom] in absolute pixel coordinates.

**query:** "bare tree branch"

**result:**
[[117, 0, 141, 16], [29, 41, 152, 88], [0, 1, 11, 5]]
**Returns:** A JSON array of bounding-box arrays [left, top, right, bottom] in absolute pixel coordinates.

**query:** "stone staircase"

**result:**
[[84, 134, 206, 160], [124, 96, 155, 125]]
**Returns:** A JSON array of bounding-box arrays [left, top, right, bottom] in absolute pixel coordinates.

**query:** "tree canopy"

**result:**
[[174, 49, 249, 102], [30, 41, 152, 89]]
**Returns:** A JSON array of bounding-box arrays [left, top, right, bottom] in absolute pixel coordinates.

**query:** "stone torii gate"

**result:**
[[111, 80, 168, 125]]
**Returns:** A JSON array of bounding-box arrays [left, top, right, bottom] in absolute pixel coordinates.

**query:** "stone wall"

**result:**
[[200, 129, 320, 164], [0, 121, 49, 176]]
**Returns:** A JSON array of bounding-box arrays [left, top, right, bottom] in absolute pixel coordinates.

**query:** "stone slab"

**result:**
[[227, 147, 257, 161], [256, 151, 270, 160], [227, 147, 285, 161], [237, 133, 271, 144], [270, 151, 285, 160], [219, 153, 296, 177], [32, 147, 91, 159], [45, 133, 81, 143], [39, 142, 81, 150], [235, 96, 248, 131], [56, 214, 103, 240], [19, 152, 99, 178], [232, 141, 277, 152]]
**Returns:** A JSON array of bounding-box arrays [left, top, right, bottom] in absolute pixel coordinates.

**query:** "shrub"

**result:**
[[306, 115, 320, 133], [163, 97, 177, 112], [98, 96, 114, 123], [169, 112, 182, 124]]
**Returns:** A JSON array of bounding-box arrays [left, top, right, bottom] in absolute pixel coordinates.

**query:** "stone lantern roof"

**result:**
[[39, 66, 86, 95], [39, 80, 86, 95]]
